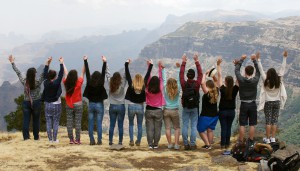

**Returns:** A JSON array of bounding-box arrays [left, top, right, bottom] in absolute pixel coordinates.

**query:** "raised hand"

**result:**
[[217, 57, 223, 66], [233, 59, 239, 65], [283, 50, 288, 58], [102, 56, 107, 62], [251, 54, 256, 61], [126, 59, 131, 64], [256, 51, 260, 60], [8, 55, 15, 63], [182, 53, 187, 62], [158, 61, 164, 68], [46, 56, 52, 65], [147, 59, 153, 66], [241, 54, 247, 60], [59, 57, 64, 64], [176, 62, 180, 68], [193, 52, 199, 61], [83, 55, 88, 60]]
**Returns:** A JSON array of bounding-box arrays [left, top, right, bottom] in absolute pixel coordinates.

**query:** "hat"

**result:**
[[187, 69, 195, 79], [208, 67, 217, 78]]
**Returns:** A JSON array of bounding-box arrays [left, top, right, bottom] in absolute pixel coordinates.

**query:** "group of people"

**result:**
[[8, 50, 288, 152]]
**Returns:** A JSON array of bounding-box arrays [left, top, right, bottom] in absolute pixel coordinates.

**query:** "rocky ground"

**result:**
[[0, 129, 259, 171]]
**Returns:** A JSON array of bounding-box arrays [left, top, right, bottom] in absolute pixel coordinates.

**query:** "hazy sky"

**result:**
[[1, 0, 300, 35]]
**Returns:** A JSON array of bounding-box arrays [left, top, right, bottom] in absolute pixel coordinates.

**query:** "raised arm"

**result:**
[[80, 56, 87, 79], [201, 73, 208, 94], [252, 53, 260, 82], [278, 50, 287, 77], [101, 56, 107, 85], [256, 52, 266, 81], [125, 59, 132, 87], [175, 62, 181, 92], [180, 54, 187, 89], [217, 57, 223, 87], [9, 55, 25, 85], [83, 56, 90, 83], [63, 62, 68, 78], [44, 57, 52, 79], [234, 55, 247, 82], [158, 61, 164, 91], [144, 60, 153, 87], [54, 57, 64, 85], [194, 53, 203, 86]]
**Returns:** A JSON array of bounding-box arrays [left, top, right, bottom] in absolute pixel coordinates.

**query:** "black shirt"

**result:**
[[83, 60, 108, 103], [201, 92, 218, 117], [219, 85, 239, 110], [43, 64, 63, 103]]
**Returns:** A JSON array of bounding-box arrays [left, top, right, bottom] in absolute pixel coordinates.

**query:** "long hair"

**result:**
[[225, 76, 234, 100], [26, 68, 36, 90], [132, 74, 144, 92], [64, 70, 78, 96], [206, 80, 218, 104], [166, 78, 178, 100], [90, 71, 103, 87], [47, 70, 57, 80], [264, 68, 281, 89], [110, 72, 122, 93], [148, 76, 160, 94]]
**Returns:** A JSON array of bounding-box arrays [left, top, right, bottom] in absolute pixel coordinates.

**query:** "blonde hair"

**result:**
[[132, 74, 144, 92], [166, 78, 178, 100], [206, 80, 218, 104]]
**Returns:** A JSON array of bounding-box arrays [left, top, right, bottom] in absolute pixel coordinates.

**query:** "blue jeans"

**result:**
[[182, 107, 198, 146], [22, 99, 41, 140], [128, 104, 144, 143], [109, 104, 125, 144], [88, 102, 104, 143], [219, 110, 235, 146]]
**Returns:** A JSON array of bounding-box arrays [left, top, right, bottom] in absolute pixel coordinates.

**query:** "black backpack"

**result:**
[[268, 152, 300, 171], [231, 142, 248, 162], [182, 82, 199, 109]]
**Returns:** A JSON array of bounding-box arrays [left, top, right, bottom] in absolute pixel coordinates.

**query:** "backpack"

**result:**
[[182, 82, 199, 109], [231, 142, 247, 162], [268, 151, 300, 171], [246, 143, 272, 162]]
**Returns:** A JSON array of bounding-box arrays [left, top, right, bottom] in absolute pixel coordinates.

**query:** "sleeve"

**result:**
[[43, 65, 49, 80], [180, 62, 186, 90], [144, 64, 153, 88], [252, 60, 261, 82], [162, 68, 167, 87], [195, 61, 203, 86], [54, 64, 64, 85], [78, 77, 84, 86], [278, 57, 287, 77], [257, 59, 266, 81], [235, 59, 245, 83], [84, 60, 91, 83], [101, 61, 106, 86], [11, 63, 25, 85], [175, 68, 181, 92], [120, 71, 127, 89], [125, 62, 132, 87], [37, 65, 47, 86], [159, 67, 163, 92], [105, 64, 111, 83]]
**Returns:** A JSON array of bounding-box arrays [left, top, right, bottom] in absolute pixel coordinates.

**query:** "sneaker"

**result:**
[[153, 145, 159, 149], [167, 144, 174, 149], [109, 142, 113, 145], [97, 141, 102, 145], [69, 139, 75, 144], [190, 145, 197, 150], [49, 140, 53, 143], [90, 141, 96, 145], [184, 144, 190, 150], [270, 137, 276, 143], [118, 142, 122, 145], [149, 145, 153, 149], [129, 141, 134, 146], [53, 139, 59, 143], [135, 140, 140, 146], [222, 150, 231, 155], [75, 139, 81, 145], [174, 144, 180, 150], [263, 137, 270, 144], [201, 145, 211, 150]]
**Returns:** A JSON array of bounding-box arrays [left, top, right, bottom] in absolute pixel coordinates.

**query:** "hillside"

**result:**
[[0, 130, 259, 171]]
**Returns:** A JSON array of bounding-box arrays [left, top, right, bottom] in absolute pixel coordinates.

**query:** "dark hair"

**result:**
[[148, 76, 160, 94], [110, 72, 122, 93], [47, 70, 57, 80], [90, 71, 103, 87], [264, 68, 280, 89], [64, 70, 78, 96], [245, 65, 254, 76], [187, 69, 195, 79], [26, 67, 36, 90], [225, 76, 234, 100]]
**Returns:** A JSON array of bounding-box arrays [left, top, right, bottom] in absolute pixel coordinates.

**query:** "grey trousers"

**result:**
[[66, 104, 83, 140], [145, 109, 163, 146]]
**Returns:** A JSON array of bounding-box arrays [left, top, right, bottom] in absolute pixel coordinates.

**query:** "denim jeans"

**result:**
[[88, 102, 104, 143], [109, 104, 125, 144], [182, 107, 198, 146], [128, 104, 144, 143], [219, 110, 235, 146], [22, 99, 41, 140]]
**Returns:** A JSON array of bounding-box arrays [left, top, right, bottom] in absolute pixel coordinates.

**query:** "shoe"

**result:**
[[247, 138, 255, 148], [174, 144, 180, 150], [129, 141, 134, 146], [190, 145, 197, 150], [135, 140, 140, 146], [263, 137, 270, 144], [221, 145, 225, 149], [53, 139, 59, 143], [90, 141, 96, 145], [270, 137, 276, 143], [153, 145, 158, 149], [184, 144, 190, 150], [97, 141, 102, 145], [167, 144, 174, 149], [75, 139, 81, 145], [109, 142, 113, 145], [49, 140, 53, 143], [222, 150, 231, 155], [201, 145, 211, 150], [225, 145, 230, 149], [118, 142, 122, 145], [69, 139, 75, 144], [149, 145, 153, 149]]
